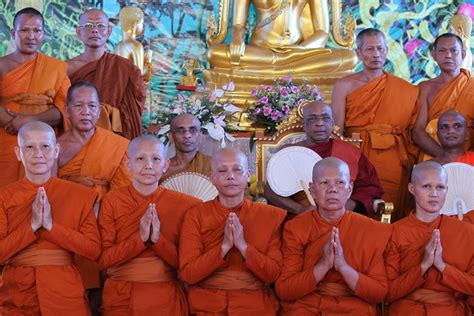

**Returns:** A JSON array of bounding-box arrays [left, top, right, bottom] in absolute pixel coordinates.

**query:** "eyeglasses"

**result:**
[[172, 127, 200, 135], [80, 22, 108, 31]]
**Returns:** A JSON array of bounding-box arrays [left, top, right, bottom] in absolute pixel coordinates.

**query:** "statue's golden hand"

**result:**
[[229, 26, 246, 65]]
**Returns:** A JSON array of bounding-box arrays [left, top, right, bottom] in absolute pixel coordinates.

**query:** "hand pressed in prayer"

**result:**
[[41, 188, 53, 232], [421, 229, 438, 275], [433, 230, 445, 272], [150, 204, 161, 243], [333, 228, 348, 272], [221, 213, 234, 258], [319, 228, 335, 271], [139, 204, 153, 242], [31, 188, 43, 232], [230, 212, 248, 259]]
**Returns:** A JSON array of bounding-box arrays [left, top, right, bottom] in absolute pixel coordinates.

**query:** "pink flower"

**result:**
[[271, 111, 282, 121], [311, 87, 321, 98], [458, 3, 474, 20], [291, 86, 300, 94], [404, 38, 423, 58], [282, 75, 293, 83], [258, 96, 269, 104], [253, 107, 261, 115], [264, 85, 273, 92], [280, 87, 289, 98], [282, 104, 290, 113], [263, 106, 272, 116], [213, 116, 226, 127], [251, 88, 258, 96]]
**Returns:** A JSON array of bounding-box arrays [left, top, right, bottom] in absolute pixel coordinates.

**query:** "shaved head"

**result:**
[[312, 157, 350, 183], [171, 113, 201, 130], [302, 100, 333, 119], [438, 109, 466, 127], [211, 148, 248, 171], [356, 28, 386, 49], [411, 161, 447, 184], [302, 101, 334, 143], [18, 121, 56, 146], [79, 8, 108, 23], [13, 7, 44, 28], [128, 135, 166, 158]]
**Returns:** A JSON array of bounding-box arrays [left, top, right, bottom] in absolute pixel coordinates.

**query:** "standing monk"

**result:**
[[264, 101, 384, 218], [385, 161, 474, 314], [57, 80, 131, 313], [179, 148, 286, 315], [67, 8, 145, 139], [432, 110, 473, 165], [0, 121, 101, 315], [98, 135, 200, 315], [332, 28, 418, 214], [160, 113, 212, 183], [0, 7, 70, 187], [413, 33, 474, 159], [276, 158, 392, 315]]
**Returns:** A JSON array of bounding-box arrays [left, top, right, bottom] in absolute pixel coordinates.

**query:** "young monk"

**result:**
[[385, 161, 474, 314], [179, 148, 286, 315], [276, 157, 392, 315], [0, 121, 100, 315], [98, 135, 200, 315]]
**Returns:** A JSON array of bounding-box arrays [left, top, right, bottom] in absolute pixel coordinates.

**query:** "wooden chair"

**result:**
[[253, 106, 394, 223]]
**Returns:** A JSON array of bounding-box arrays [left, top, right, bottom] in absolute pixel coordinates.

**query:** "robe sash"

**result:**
[[8, 247, 73, 266], [198, 270, 266, 290], [107, 257, 176, 283], [405, 288, 455, 304]]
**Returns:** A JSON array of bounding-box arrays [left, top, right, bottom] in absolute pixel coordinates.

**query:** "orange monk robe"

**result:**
[[345, 72, 418, 210], [276, 210, 392, 315], [59, 127, 131, 289], [160, 151, 212, 183], [98, 185, 200, 316], [427, 69, 474, 145], [69, 52, 145, 139], [455, 151, 474, 165], [179, 199, 286, 315], [0, 177, 101, 315], [385, 213, 474, 315], [0, 53, 70, 187]]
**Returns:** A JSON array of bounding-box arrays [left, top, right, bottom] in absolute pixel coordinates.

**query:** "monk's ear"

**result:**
[[168, 133, 175, 144], [14, 146, 22, 162], [162, 159, 170, 174], [408, 183, 415, 196], [348, 181, 353, 196], [125, 156, 131, 171], [308, 182, 315, 198], [76, 26, 81, 39], [54, 143, 60, 160], [10, 28, 16, 40], [462, 48, 467, 61]]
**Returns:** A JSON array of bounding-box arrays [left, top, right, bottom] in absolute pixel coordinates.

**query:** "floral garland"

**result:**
[[142, 82, 241, 146], [247, 76, 323, 134]]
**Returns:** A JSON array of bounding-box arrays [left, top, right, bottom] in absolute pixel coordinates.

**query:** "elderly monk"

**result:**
[[0, 7, 70, 187], [385, 161, 474, 314], [265, 101, 384, 218], [57, 80, 131, 312], [160, 113, 212, 183], [432, 110, 473, 165], [98, 135, 200, 315], [413, 33, 474, 158], [332, 28, 418, 214], [276, 157, 392, 315], [0, 121, 100, 315], [179, 148, 286, 315], [67, 8, 145, 139]]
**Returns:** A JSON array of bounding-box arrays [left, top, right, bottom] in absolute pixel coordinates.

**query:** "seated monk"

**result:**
[[98, 135, 200, 315], [275, 157, 392, 315], [413, 33, 474, 158], [160, 113, 212, 183], [432, 110, 474, 165], [179, 148, 286, 315], [67, 8, 145, 139], [0, 121, 101, 315], [0, 7, 70, 187], [385, 161, 474, 314], [56, 80, 131, 312], [332, 28, 418, 215], [264, 101, 384, 218]]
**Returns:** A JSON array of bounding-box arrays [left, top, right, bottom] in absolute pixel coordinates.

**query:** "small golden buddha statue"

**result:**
[[180, 60, 200, 86], [115, 6, 151, 75], [204, 0, 358, 106]]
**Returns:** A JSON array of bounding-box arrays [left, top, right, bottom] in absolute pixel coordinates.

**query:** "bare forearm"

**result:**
[[412, 128, 443, 157], [339, 265, 359, 292], [0, 107, 13, 127], [32, 108, 62, 127]]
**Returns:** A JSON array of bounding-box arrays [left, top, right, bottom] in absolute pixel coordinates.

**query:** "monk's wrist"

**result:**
[[435, 261, 445, 273], [237, 242, 247, 259]]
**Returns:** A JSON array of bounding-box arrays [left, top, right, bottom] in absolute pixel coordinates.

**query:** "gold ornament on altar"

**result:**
[[180, 60, 200, 87], [204, 0, 358, 107], [450, 13, 472, 70], [116, 6, 153, 79]]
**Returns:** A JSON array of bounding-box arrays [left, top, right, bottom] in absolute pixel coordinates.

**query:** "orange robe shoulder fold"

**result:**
[[276, 210, 392, 315], [0, 177, 100, 316], [179, 198, 286, 315], [98, 185, 199, 316], [386, 213, 474, 315], [345, 72, 418, 210], [0, 53, 70, 187]]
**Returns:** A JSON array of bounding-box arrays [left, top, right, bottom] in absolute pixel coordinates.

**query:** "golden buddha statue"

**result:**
[[115, 6, 152, 75], [204, 0, 358, 106]]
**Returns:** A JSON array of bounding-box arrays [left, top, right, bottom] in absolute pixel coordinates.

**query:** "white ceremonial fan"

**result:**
[[441, 162, 474, 217], [161, 172, 218, 201], [267, 146, 322, 197]]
